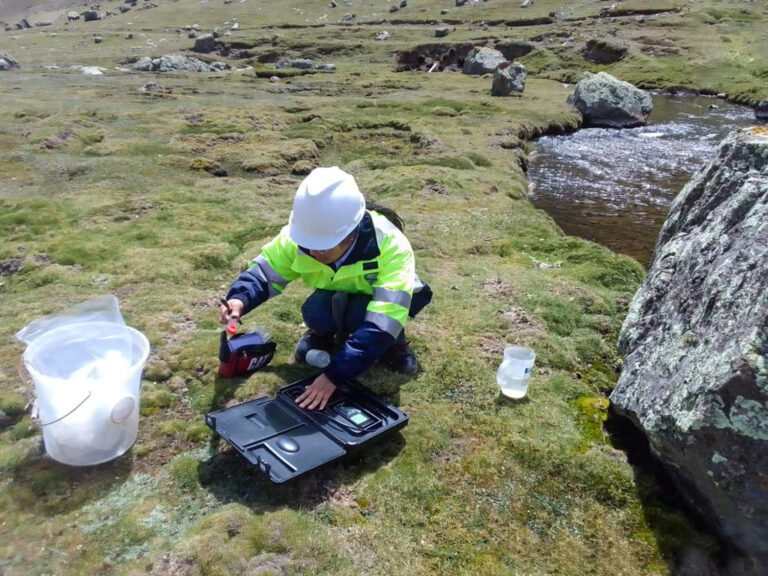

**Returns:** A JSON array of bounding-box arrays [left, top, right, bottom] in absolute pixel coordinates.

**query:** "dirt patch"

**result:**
[[425, 182, 448, 195], [433, 436, 478, 464], [482, 278, 513, 298], [298, 475, 357, 509], [477, 307, 546, 363], [148, 553, 197, 576], [41, 129, 75, 150], [396, 43, 475, 72], [248, 552, 294, 575], [583, 39, 628, 64]]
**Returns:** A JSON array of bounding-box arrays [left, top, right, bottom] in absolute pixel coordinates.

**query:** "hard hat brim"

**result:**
[[287, 210, 362, 250]]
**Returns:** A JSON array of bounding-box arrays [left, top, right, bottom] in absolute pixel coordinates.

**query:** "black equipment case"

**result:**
[[205, 377, 408, 483]]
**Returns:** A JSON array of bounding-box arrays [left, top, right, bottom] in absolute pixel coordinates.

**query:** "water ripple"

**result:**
[[528, 94, 755, 266]]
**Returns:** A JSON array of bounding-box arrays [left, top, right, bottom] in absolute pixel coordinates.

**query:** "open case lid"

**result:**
[[205, 377, 408, 483]]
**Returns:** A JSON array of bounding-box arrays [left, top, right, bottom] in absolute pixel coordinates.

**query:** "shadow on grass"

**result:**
[[605, 407, 725, 575], [494, 392, 531, 406], [7, 443, 133, 517], [199, 432, 406, 513]]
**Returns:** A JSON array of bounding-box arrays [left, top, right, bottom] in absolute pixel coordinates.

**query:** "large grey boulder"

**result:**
[[132, 54, 227, 73], [612, 127, 768, 574], [567, 71, 652, 128], [755, 100, 768, 122], [0, 52, 20, 71], [462, 46, 506, 75], [491, 61, 526, 96]]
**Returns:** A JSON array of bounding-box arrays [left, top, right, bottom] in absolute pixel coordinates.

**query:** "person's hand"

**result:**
[[218, 298, 245, 324], [295, 373, 336, 411]]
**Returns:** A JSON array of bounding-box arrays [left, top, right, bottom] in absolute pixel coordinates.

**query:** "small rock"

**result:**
[[138, 82, 170, 93], [330, 0, 337, 6], [456, 0, 467, 6], [315, 63, 336, 71], [389, 5, 399, 13], [440, 9, 450, 14], [76, 66, 104, 75], [635, 15, 646, 23], [231, 23, 240, 30], [94, 36, 102, 44], [188, 30, 197, 38], [755, 100, 768, 121], [290, 58, 313, 69], [119, 5, 131, 13], [34, 21, 53, 27], [0, 258, 23, 276], [193, 34, 217, 53], [521, 0, 532, 7], [435, 26, 450, 38], [375, 30, 391, 41], [192, 24, 200, 30], [68, 11, 80, 21], [126, 33, 134, 39], [708, 104, 718, 110], [269, 75, 280, 82], [341, 13, 355, 21], [491, 61, 526, 96], [0, 52, 20, 71], [82, 10, 101, 22]]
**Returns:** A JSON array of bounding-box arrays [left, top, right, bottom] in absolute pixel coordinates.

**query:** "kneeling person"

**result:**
[[219, 167, 432, 411]]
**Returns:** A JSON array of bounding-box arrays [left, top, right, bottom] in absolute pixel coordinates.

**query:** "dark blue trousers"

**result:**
[[301, 290, 405, 343]]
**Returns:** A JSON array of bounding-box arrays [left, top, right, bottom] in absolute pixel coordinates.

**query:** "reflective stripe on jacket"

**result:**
[[226, 210, 417, 383]]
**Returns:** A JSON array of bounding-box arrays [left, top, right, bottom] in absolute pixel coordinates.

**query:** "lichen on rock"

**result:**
[[612, 127, 768, 573]]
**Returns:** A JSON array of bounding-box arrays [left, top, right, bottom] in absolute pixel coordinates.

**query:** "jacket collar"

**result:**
[[343, 211, 380, 264], [297, 211, 380, 265]]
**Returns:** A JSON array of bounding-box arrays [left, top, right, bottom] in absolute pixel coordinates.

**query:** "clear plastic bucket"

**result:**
[[23, 321, 150, 466], [497, 345, 535, 399]]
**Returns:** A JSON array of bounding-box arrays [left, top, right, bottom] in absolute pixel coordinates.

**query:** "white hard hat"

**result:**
[[288, 166, 365, 250]]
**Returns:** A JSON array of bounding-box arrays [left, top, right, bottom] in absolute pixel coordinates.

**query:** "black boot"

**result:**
[[384, 341, 419, 375], [294, 330, 334, 364]]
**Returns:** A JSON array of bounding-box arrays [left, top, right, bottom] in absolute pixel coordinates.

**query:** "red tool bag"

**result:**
[[218, 330, 276, 378]]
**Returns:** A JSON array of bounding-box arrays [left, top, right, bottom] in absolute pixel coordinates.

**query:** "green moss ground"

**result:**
[[1, 0, 757, 574]]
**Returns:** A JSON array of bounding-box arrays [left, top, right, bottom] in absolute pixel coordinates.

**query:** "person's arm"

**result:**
[[225, 228, 300, 315]]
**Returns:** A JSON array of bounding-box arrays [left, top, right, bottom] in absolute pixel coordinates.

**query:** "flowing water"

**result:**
[[527, 94, 757, 268]]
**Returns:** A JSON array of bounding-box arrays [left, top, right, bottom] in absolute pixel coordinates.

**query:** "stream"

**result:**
[[527, 94, 756, 268]]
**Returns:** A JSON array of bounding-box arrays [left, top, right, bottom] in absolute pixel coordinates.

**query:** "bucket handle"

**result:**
[[17, 356, 92, 427], [38, 391, 92, 427]]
